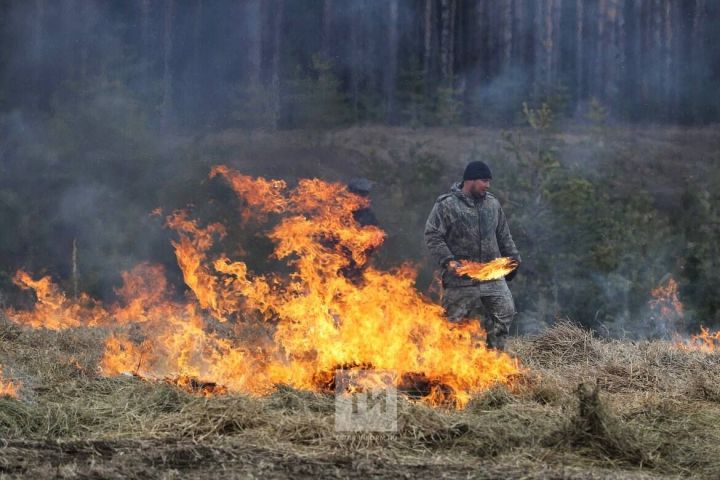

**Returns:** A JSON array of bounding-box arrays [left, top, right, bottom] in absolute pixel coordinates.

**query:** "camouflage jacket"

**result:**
[[424, 182, 520, 287]]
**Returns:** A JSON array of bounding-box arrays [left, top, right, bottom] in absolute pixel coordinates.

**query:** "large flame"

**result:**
[[455, 258, 518, 281], [5, 166, 521, 407]]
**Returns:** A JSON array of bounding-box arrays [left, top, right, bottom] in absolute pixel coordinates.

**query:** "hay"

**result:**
[[466, 383, 515, 411], [0, 323, 719, 477], [548, 382, 655, 467], [517, 320, 601, 367]]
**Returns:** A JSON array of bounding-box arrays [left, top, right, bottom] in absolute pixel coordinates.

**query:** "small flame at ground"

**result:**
[[5, 166, 521, 407], [455, 258, 518, 281], [0, 367, 20, 397], [678, 326, 720, 353], [648, 276, 720, 353]]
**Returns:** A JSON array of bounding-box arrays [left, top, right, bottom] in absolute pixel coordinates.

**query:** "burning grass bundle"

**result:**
[[455, 257, 519, 282]]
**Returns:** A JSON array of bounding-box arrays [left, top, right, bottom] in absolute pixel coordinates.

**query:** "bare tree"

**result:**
[[501, 0, 513, 72], [691, 0, 707, 120], [322, 0, 333, 58], [663, 0, 672, 117], [246, 0, 262, 85], [440, 0, 452, 81], [141, 0, 151, 58], [160, 0, 174, 130], [424, 0, 433, 83], [271, 0, 284, 130], [385, 0, 399, 120], [576, 0, 584, 97], [32, 0, 45, 94], [193, 0, 204, 83]]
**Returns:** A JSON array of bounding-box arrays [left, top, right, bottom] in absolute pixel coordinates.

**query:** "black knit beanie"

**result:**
[[463, 161, 492, 180]]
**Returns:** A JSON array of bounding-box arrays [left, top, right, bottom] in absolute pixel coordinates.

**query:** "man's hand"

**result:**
[[447, 260, 461, 272], [505, 257, 520, 282]]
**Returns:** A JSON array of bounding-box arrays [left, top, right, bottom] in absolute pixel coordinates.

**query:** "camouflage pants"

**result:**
[[442, 280, 516, 351]]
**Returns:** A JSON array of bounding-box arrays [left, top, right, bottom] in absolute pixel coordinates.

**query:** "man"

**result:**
[[339, 178, 379, 283], [347, 177, 378, 227], [424, 161, 521, 350]]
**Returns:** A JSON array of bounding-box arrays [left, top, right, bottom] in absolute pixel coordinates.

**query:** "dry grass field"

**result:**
[[1, 125, 719, 478], [0, 320, 718, 479]]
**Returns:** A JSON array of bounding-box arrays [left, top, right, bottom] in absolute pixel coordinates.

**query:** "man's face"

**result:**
[[468, 178, 491, 198]]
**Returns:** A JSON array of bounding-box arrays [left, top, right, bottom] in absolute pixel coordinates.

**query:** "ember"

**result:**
[[5, 166, 521, 407]]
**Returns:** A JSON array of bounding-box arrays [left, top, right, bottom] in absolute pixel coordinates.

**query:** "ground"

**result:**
[[0, 321, 718, 479]]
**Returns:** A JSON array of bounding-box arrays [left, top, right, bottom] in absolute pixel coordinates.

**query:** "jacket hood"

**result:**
[[450, 181, 478, 206]]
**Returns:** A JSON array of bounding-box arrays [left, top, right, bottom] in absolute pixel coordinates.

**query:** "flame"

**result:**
[[455, 257, 518, 281], [5, 166, 521, 407], [7, 270, 108, 329], [649, 276, 684, 321], [647, 275, 687, 340], [677, 326, 720, 353], [0, 367, 19, 397]]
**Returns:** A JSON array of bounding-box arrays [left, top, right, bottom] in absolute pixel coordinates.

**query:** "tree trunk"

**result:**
[[141, 0, 151, 60], [350, 2, 359, 118], [596, 0, 607, 99], [514, 0, 525, 64], [32, 0, 45, 99], [616, 0, 626, 107], [502, 0, 513, 72], [322, 0, 333, 58], [653, 0, 662, 80], [551, 0, 562, 85], [423, 0, 433, 85], [385, 0, 399, 121], [271, 0, 284, 130], [535, 0, 556, 90], [62, 0, 77, 82], [160, 0, 174, 130], [439, 0, 451, 82], [576, 0, 584, 98], [664, 0, 672, 118], [477, 0, 489, 82], [532, 1, 539, 92], [487, 1, 498, 77], [193, 0, 203, 79], [245, 0, 262, 85], [606, 0, 619, 102], [691, 0, 707, 121], [450, 0, 457, 80]]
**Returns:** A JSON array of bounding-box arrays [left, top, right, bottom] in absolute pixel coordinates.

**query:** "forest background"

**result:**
[[1, 0, 719, 337]]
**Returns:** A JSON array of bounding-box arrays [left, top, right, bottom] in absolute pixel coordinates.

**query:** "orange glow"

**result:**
[[678, 326, 720, 353], [455, 257, 518, 281], [7, 270, 107, 330], [6, 166, 521, 407], [0, 367, 19, 397], [649, 276, 684, 322]]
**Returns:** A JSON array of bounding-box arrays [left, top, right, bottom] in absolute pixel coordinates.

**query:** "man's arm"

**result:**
[[424, 201, 455, 268], [496, 206, 520, 262]]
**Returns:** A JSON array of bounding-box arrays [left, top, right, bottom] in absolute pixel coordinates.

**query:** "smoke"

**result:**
[[0, 1, 718, 338]]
